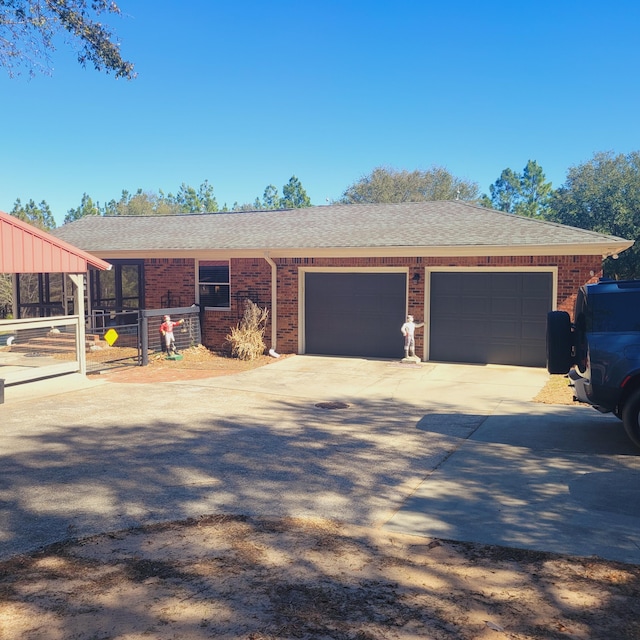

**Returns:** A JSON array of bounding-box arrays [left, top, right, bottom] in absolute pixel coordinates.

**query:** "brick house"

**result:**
[[51, 200, 634, 367]]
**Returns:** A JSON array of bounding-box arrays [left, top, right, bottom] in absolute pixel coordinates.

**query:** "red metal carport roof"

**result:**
[[0, 210, 111, 273]]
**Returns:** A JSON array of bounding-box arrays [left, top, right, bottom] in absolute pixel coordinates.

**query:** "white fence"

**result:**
[[0, 315, 82, 393]]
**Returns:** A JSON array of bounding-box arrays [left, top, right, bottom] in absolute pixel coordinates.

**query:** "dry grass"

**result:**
[[533, 374, 575, 405], [226, 299, 269, 361]]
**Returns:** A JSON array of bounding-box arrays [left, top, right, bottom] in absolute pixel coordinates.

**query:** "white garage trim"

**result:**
[[423, 266, 558, 362], [298, 267, 409, 354]]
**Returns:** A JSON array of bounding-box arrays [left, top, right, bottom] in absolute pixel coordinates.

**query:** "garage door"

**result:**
[[430, 271, 552, 367], [305, 272, 406, 358]]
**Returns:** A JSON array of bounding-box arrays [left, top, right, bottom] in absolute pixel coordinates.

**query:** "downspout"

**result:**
[[264, 253, 279, 356]]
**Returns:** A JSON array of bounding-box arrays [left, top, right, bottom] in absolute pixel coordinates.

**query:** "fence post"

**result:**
[[140, 311, 149, 366], [0, 379, 4, 404]]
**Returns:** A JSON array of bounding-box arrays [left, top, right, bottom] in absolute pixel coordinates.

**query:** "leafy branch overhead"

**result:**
[[0, 0, 135, 78]]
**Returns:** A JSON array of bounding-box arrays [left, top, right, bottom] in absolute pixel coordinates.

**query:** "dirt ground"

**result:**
[[2, 350, 638, 640], [87, 344, 288, 384]]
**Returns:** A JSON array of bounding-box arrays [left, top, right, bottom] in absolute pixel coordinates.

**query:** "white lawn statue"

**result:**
[[401, 314, 424, 362]]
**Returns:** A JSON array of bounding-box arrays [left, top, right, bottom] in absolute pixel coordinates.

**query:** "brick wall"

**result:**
[[144, 258, 197, 309], [144, 254, 602, 355], [201, 258, 272, 352], [554, 255, 601, 314]]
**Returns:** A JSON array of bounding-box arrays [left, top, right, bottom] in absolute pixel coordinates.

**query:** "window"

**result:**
[[15, 273, 65, 318], [198, 260, 230, 309], [589, 292, 640, 333], [90, 260, 143, 311]]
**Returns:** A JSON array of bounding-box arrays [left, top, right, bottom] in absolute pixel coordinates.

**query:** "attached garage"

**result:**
[[428, 270, 554, 367], [304, 271, 407, 358]]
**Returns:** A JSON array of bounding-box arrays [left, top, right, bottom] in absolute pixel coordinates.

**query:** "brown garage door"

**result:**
[[430, 271, 552, 367], [305, 272, 406, 358]]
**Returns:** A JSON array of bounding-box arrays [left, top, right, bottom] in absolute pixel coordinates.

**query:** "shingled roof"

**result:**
[[51, 200, 633, 258]]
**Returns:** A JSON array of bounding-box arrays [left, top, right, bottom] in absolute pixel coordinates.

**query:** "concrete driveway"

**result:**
[[1, 356, 639, 563]]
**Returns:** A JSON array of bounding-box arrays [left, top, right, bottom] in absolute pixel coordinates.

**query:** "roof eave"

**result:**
[[83, 240, 635, 261]]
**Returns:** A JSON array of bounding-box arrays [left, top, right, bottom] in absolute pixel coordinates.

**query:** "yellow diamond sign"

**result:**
[[104, 328, 119, 346]]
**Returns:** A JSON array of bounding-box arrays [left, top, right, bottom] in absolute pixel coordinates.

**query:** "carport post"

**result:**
[[69, 274, 87, 375], [0, 378, 4, 404]]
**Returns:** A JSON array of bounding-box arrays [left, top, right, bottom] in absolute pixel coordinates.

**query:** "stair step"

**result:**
[[10, 334, 110, 353]]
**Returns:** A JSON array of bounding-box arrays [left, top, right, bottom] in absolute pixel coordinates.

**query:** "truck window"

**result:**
[[590, 293, 640, 332]]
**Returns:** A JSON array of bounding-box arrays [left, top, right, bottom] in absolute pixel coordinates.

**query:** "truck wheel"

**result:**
[[622, 390, 640, 449], [546, 311, 573, 374]]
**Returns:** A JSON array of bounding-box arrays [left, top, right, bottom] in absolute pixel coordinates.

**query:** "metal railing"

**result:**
[[85, 309, 141, 373], [0, 315, 82, 390], [140, 306, 202, 365]]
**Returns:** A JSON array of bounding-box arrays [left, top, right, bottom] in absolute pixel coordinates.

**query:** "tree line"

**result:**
[[480, 152, 640, 280], [7, 175, 312, 230], [60, 175, 312, 224], [6, 151, 640, 280], [342, 152, 640, 280]]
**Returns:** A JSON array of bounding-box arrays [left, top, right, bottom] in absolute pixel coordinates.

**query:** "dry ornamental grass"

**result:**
[[226, 300, 270, 361]]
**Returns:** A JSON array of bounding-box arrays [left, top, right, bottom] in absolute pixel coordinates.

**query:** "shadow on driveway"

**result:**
[[387, 404, 640, 564]]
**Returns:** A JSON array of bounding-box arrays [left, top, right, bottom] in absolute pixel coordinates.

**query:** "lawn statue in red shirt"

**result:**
[[159, 314, 184, 355]]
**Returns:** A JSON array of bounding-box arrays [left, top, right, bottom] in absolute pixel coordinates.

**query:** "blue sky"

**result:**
[[1, 1, 639, 226]]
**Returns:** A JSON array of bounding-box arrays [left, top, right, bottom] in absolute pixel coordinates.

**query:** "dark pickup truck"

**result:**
[[547, 279, 640, 449]]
